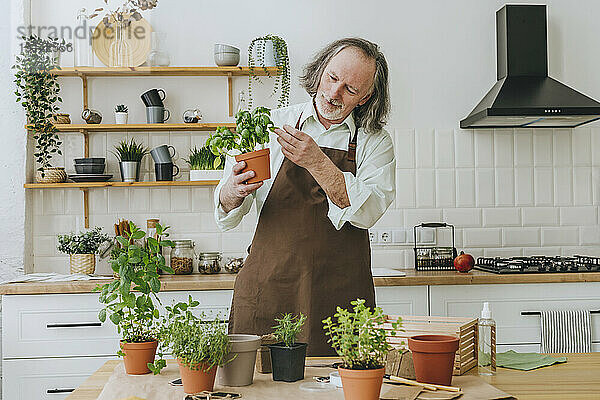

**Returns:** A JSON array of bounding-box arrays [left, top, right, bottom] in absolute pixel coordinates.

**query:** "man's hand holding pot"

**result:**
[[219, 161, 263, 213]]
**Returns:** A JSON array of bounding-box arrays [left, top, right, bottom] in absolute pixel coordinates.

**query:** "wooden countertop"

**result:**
[[2, 270, 600, 295], [66, 353, 600, 400]]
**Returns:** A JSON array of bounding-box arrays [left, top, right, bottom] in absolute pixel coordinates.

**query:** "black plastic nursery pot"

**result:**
[[268, 342, 307, 382]]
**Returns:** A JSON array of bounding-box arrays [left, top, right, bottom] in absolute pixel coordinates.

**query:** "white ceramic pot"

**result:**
[[189, 169, 224, 181], [115, 112, 128, 124], [252, 39, 277, 67]]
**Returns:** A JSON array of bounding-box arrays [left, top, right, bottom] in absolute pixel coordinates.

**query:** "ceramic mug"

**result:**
[[150, 145, 176, 164], [141, 88, 167, 107], [146, 106, 170, 124], [154, 162, 180, 181]]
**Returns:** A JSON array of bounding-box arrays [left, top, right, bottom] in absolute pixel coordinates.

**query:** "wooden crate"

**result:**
[[383, 315, 478, 375]]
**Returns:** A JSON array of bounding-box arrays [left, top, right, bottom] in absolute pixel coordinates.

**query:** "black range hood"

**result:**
[[461, 4, 600, 129]]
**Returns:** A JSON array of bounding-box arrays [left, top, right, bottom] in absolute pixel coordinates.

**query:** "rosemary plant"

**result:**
[[273, 313, 307, 347]]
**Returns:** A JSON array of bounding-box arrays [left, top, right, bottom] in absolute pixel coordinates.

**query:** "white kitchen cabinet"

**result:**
[[3, 356, 114, 400], [430, 283, 600, 348], [375, 286, 428, 316]]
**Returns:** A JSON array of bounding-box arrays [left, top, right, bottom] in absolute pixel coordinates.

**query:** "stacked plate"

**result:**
[[214, 44, 240, 66], [69, 158, 112, 182]]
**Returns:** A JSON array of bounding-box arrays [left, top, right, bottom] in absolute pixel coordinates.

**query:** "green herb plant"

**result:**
[[206, 107, 276, 162], [115, 104, 128, 113], [93, 222, 175, 365], [13, 34, 65, 175], [152, 295, 230, 374], [112, 138, 148, 162], [273, 313, 307, 347], [185, 145, 224, 170], [322, 298, 402, 370], [57, 227, 110, 255], [248, 34, 290, 109]]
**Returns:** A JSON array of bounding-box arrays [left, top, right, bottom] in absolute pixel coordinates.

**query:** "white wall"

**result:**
[[4, 0, 600, 273]]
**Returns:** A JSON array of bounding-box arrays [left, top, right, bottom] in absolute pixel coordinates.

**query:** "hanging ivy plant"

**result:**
[[13, 35, 64, 174], [248, 34, 290, 109]]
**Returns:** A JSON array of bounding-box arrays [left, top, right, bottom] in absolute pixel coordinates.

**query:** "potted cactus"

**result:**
[[185, 145, 225, 181], [206, 107, 275, 184], [114, 104, 128, 124], [268, 313, 307, 382], [323, 299, 402, 400]]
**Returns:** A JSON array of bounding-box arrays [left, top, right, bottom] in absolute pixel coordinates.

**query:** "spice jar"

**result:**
[[198, 252, 222, 274], [170, 240, 195, 274], [223, 257, 244, 274]]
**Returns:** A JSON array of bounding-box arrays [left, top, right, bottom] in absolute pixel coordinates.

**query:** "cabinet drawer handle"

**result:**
[[46, 322, 102, 328], [47, 388, 75, 394]]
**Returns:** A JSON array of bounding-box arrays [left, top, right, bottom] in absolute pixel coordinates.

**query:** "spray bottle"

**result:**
[[478, 302, 496, 375]]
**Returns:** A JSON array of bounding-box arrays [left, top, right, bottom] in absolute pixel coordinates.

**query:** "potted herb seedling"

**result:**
[[112, 138, 148, 182], [93, 221, 175, 375], [268, 313, 307, 382], [114, 104, 129, 124], [248, 34, 290, 109], [207, 107, 275, 184], [14, 34, 66, 182], [57, 227, 110, 274], [155, 296, 230, 393], [322, 299, 402, 400], [185, 145, 225, 181]]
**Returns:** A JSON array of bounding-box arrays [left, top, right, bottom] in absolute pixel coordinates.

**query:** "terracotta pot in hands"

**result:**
[[235, 148, 270, 184]]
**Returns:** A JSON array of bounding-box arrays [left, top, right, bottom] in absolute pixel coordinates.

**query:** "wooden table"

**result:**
[[67, 353, 600, 400]]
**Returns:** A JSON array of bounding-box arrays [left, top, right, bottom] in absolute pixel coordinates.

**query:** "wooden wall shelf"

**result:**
[[51, 66, 279, 77], [49, 123, 236, 132], [24, 180, 220, 189]]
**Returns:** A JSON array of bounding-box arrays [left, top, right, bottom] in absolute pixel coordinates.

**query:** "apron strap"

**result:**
[[295, 111, 359, 162]]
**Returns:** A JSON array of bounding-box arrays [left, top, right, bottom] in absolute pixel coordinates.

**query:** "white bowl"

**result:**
[[214, 52, 240, 66], [214, 44, 240, 54]]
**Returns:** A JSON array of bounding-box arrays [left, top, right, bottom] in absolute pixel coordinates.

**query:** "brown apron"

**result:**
[[229, 110, 375, 356]]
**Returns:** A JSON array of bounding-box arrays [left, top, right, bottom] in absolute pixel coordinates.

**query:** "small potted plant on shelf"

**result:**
[[14, 34, 66, 183], [248, 34, 290, 109], [112, 138, 148, 182], [57, 227, 110, 274], [93, 221, 175, 375], [185, 145, 225, 181], [322, 299, 402, 400], [206, 107, 275, 184], [268, 313, 307, 382], [114, 104, 129, 124], [155, 296, 230, 393]]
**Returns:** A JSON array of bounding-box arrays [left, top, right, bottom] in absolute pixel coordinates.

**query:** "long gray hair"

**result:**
[[299, 37, 390, 134]]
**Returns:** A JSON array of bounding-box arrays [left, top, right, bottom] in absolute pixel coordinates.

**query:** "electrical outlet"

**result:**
[[369, 230, 378, 244], [392, 229, 406, 244], [379, 229, 392, 243]]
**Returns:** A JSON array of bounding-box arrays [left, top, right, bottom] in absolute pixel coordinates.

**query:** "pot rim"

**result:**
[[268, 341, 308, 350], [234, 147, 270, 161], [408, 334, 460, 353], [120, 339, 158, 349]]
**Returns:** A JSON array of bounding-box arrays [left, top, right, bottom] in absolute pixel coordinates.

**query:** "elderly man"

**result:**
[[214, 37, 395, 356]]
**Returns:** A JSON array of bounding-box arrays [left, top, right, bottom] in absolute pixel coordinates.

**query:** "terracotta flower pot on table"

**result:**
[[178, 359, 218, 394], [120, 340, 158, 375], [338, 367, 385, 400], [408, 334, 460, 386]]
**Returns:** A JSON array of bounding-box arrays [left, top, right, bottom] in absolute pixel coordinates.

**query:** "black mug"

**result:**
[[154, 162, 180, 181], [141, 88, 167, 107]]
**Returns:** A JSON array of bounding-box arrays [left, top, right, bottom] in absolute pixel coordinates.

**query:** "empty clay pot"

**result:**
[[178, 359, 218, 394], [408, 334, 460, 386], [218, 334, 261, 386], [338, 367, 385, 400], [235, 148, 270, 184], [120, 340, 158, 375]]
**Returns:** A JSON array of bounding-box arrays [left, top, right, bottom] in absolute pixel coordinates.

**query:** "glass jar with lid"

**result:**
[[198, 252, 222, 274], [170, 240, 195, 274]]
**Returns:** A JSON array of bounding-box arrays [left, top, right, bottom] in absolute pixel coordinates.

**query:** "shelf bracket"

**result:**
[[79, 129, 89, 158], [78, 73, 89, 110], [227, 72, 233, 117], [80, 188, 90, 228]]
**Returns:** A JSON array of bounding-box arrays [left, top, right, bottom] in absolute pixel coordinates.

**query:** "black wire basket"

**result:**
[[413, 223, 458, 271]]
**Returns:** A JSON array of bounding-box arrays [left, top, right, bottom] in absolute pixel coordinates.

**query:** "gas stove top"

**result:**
[[474, 255, 600, 274]]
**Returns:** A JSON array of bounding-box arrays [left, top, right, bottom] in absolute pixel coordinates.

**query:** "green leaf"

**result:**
[[149, 277, 160, 293], [98, 308, 107, 322], [131, 230, 145, 240], [109, 312, 122, 325]]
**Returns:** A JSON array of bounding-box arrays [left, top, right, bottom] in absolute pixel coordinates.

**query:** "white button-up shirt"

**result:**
[[213, 100, 396, 231]]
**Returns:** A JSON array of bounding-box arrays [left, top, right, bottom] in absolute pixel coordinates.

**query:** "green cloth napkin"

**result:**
[[494, 350, 567, 371]]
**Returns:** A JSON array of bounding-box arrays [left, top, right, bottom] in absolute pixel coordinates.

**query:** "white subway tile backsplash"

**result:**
[[33, 235, 57, 257], [572, 128, 592, 166], [502, 228, 540, 247], [416, 128, 434, 168], [32, 190, 43, 215], [534, 167, 554, 206], [553, 129, 573, 166], [560, 206, 597, 226], [371, 249, 405, 268], [416, 169, 435, 208], [592, 128, 600, 166], [42, 189, 65, 215], [444, 208, 481, 227], [221, 232, 254, 253], [395, 129, 415, 168], [475, 168, 495, 207], [522, 207, 559, 226], [541, 227, 579, 246], [494, 168, 514, 206], [573, 167, 593, 205], [396, 169, 416, 208], [533, 130, 553, 166], [474, 130, 494, 167], [65, 190, 83, 215], [515, 168, 534, 206], [522, 247, 561, 257], [580, 226, 600, 246], [192, 187, 213, 212], [89, 189, 108, 214], [494, 130, 514, 167], [455, 169, 475, 207], [514, 129, 533, 166], [454, 130, 474, 167], [130, 188, 150, 212], [89, 132, 106, 158], [483, 247, 524, 257], [435, 129, 454, 168], [150, 188, 171, 212], [166, 213, 203, 233], [553, 167, 573, 206], [463, 228, 501, 247], [483, 208, 520, 227], [593, 168, 600, 205], [435, 169, 455, 208], [108, 188, 130, 213], [33, 215, 76, 235], [404, 209, 443, 228], [171, 188, 192, 212]]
